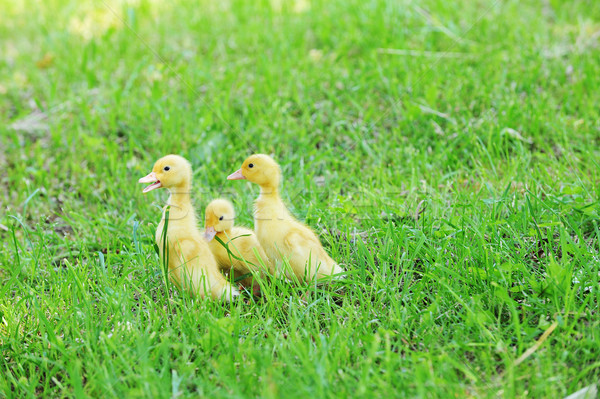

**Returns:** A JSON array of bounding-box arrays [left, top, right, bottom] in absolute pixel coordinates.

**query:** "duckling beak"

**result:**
[[204, 226, 217, 242], [227, 169, 246, 180], [139, 172, 162, 193]]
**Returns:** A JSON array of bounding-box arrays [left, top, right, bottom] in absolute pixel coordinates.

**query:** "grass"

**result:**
[[1, 0, 599, 397]]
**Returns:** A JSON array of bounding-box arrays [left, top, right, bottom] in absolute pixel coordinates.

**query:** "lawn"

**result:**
[[1, 0, 599, 397]]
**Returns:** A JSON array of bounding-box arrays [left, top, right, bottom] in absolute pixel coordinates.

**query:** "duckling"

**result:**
[[227, 154, 344, 282], [139, 155, 239, 301], [204, 198, 272, 291]]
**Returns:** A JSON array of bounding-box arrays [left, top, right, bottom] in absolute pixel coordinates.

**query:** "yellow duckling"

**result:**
[[139, 155, 239, 301], [227, 154, 344, 282], [204, 198, 272, 290]]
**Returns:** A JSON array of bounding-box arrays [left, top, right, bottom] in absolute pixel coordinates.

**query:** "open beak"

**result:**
[[227, 169, 246, 180], [204, 226, 217, 242], [139, 172, 162, 193]]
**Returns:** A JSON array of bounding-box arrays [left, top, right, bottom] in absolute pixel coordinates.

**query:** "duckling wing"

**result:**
[[228, 228, 272, 274], [171, 238, 210, 263], [170, 237, 236, 298], [283, 228, 330, 279]]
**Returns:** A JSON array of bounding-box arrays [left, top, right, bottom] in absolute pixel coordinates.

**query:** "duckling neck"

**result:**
[[259, 183, 280, 198], [168, 189, 191, 208], [255, 183, 290, 221], [166, 185, 195, 221]]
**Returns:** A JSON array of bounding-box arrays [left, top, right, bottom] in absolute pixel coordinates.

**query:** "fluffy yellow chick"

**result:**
[[139, 155, 239, 301], [204, 198, 272, 290], [227, 154, 344, 282]]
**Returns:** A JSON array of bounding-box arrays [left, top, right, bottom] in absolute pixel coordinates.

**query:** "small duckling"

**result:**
[[227, 154, 344, 282], [139, 154, 239, 301], [204, 199, 272, 291]]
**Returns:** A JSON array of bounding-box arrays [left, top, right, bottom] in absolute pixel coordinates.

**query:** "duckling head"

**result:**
[[139, 154, 192, 193], [227, 154, 281, 188], [204, 198, 235, 241]]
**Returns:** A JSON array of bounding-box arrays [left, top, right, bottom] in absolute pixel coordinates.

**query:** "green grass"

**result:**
[[1, 0, 600, 397]]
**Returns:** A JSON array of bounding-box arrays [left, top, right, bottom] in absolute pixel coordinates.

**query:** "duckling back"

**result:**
[[254, 203, 343, 281]]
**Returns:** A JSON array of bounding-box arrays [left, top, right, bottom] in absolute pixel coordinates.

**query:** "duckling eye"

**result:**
[[248, 163, 254, 168], [163, 166, 171, 171], [219, 216, 224, 221]]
